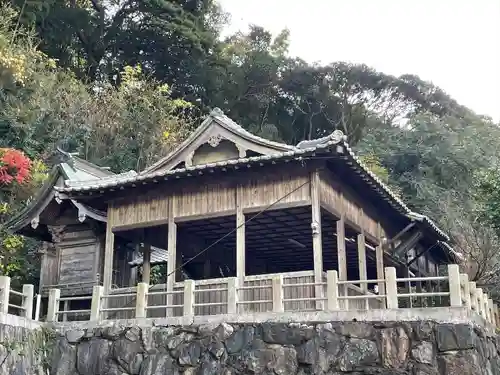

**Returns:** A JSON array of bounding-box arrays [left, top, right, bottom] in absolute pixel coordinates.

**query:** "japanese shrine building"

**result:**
[[7, 108, 459, 317]]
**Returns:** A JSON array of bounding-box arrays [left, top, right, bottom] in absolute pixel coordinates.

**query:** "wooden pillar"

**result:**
[[376, 245, 385, 298], [357, 232, 367, 291], [311, 171, 324, 309], [142, 243, 151, 284], [166, 200, 177, 313], [102, 222, 115, 293], [376, 223, 385, 299], [236, 186, 246, 284], [357, 231, 368, 310], [336, 217, 347, 280], [129, 251, 138, 287]]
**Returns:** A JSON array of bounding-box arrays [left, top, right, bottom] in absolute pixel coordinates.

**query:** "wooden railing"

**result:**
[[0, 276, 34, 319], [42, 265, 500, 328]]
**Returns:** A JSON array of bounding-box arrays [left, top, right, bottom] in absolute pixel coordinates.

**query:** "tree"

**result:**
[[0, 148, 47, 286], [8, 0, 225, 94], [0, 4, 194, 172]]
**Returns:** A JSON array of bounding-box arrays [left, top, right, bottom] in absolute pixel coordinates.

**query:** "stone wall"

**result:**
[[51, 320, 500, 375], [0, 323, 48, 375]]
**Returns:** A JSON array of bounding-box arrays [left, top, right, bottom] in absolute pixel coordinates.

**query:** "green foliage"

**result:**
[[475, 169, 500, 235]]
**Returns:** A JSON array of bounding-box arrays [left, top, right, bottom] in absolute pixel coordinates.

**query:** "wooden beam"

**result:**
[[102, 220, 115, 293], [142, 243, 151, 284], [167, 198, 177, 313], [376, 244, 386, 300], [336, 216, 347, 281], [357, 232, 367, 291], [310, 171, 324, 309], [236, 185, 245, 283]]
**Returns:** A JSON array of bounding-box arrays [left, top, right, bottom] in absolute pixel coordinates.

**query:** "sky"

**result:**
[[218, 0, 500, 121]]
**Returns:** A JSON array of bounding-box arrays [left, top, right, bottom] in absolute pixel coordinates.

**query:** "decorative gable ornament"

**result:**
[[207, 134, 223, 148]]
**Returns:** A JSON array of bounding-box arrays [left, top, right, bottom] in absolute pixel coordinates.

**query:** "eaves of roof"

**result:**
[[5, 166, 61, 232], [53, 132, 451, 253]]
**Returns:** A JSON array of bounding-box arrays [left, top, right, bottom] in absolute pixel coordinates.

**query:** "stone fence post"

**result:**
[[326, 270, 339, 310], [384, 267, 398, 309], [34, 294, 41, 321], [477, 288, 484, 318], [227, 277, 238, 314], [460, 274, 470, 308], [22, 284, 34, 319], [47, 288, 60, 322], [136, 282, 148, 319], [183, 280, 195, 319], [90, 285, 104, 321], [272, 275, 284, 313], [469, 281, 477, 311], [448, 264, 461, 307], [0, 276, 10, 314]]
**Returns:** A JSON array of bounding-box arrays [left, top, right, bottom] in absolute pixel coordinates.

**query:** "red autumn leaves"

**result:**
[[0, 149, 31, 185]]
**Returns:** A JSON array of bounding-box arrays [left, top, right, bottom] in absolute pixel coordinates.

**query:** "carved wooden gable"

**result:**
[[142, 108, 295, 174]]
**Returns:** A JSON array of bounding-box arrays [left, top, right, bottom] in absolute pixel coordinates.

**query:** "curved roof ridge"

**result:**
[[141, 108, 295, 175], [210, 108, 296, 151]]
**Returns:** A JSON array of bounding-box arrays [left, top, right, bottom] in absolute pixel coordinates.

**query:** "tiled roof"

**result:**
[[129, 247, 168, 266], [52, 131, 449, 241]]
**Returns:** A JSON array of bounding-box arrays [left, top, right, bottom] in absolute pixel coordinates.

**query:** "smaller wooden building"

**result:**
[[9, 109, 459, 318]]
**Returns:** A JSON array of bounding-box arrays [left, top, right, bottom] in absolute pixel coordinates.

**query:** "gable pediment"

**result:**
[[142, 108, 295, 174]]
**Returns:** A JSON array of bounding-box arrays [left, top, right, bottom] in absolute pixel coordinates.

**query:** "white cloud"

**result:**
[[218, 0, 500, 121]]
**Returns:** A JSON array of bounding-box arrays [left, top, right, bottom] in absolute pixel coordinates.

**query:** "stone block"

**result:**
[[436, 324, 474, 352]]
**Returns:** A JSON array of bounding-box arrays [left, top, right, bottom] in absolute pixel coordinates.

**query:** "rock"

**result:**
[[154, 327, 179, 350], [141, 327, 155, 353], [321, 329, 344, 356], [51, 338, 77, 375], [261, 323, 313, 345], [65, 330, 85, 344], [207, 339, 225, 359], [76, 338, 112, 375], [268, 346, 298, 375], [214, 323, 234, 340], [84, 328, 96, 339], [198, 323, 219, 337], [411, 321, 435, 342], [197, 356, 223, 375], [225, 326, 255, 354], [125, 326, 141, 342], [380, 326, 410, 368], [167, 331, 194, 356], [487, 339, 496, 360], [297, 337, 319, 365], [101, 325, 124, 340], [112, 337, 144, 374], [178, 341, 203, 366], [437, 350, 482, 375], [139, 353, 180, 375], [335, 322, 376, 340], [243, 348, 274, 373], [410, 362, 440, 375], [436, 324, 474, 352], [412, 342, 434, 365], [336, 338, 379, 372]]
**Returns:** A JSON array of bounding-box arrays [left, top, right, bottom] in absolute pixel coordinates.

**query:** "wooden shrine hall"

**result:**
[[7, 108, 459, 318]]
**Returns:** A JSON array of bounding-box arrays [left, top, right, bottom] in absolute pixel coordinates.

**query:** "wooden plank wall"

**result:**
[[54, 225, 100, 296], [108, 168, 310, 230], [40, 248, 58, 294], [238, 171, 310, 210], [319, 172, 386, 241]]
